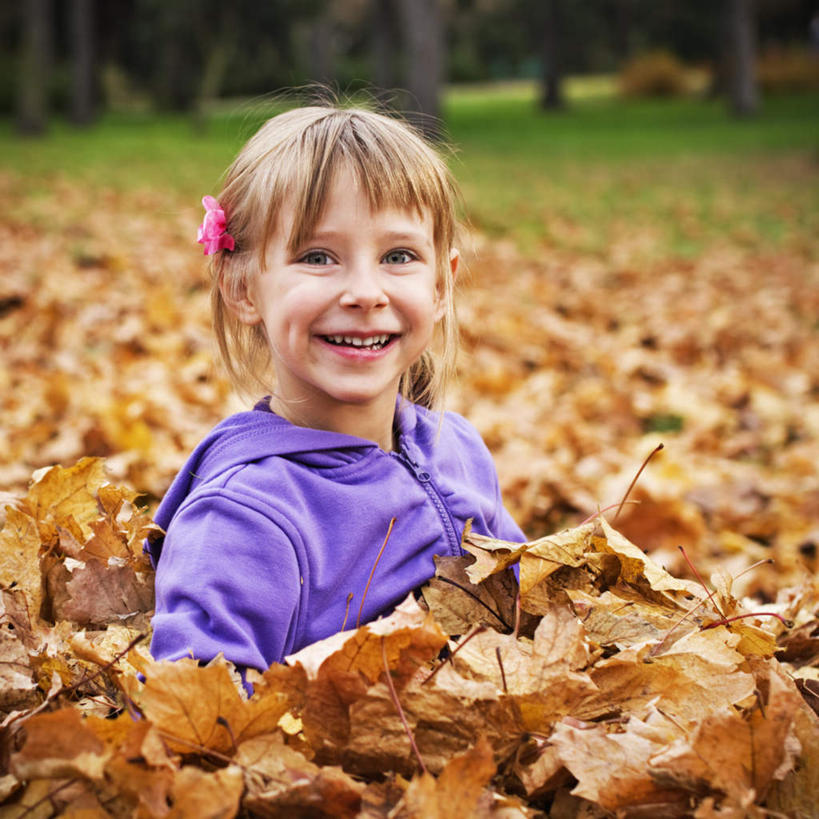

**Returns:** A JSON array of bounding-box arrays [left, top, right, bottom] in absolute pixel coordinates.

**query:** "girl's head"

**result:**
[[209, 103, 460, 412]]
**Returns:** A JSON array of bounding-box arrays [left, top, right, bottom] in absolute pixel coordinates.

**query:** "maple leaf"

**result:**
[[0, 631, 38, 713], [20, 457, 108, 544], [238, 732, 365, 818], [551, 706, 691, 814], [392, 735, 497, 818], [287, 595, 447, 763], [10, 708, 109, 782], [167, 764, 244, 819], [582, 640, 756, 725], [597, 518, 701, 598], [450, 603, 598, 733], [46, 557, 154, 626], [650, 660, 802, 803], [134, 654, 298, 755], [765, 699, 819, 816], [0, 506, 43, 620], [422, 554, 539, 637]]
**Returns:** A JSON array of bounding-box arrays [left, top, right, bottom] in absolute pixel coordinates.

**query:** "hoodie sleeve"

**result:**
[[441, 410, 527, 545], [150, 491, 302, 671]]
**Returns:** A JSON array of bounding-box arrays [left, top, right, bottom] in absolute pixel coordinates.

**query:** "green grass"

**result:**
[[1, 81, 817, 257], [443, 84, 818, 255]]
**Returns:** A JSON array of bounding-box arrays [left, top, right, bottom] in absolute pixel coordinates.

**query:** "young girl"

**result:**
[[148, 104, 525, 673]]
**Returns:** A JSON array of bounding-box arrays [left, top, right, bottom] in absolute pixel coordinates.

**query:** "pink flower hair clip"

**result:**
[[197, 195, 235, 255]]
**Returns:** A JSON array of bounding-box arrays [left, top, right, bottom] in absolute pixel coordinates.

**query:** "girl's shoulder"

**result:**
[[402, 403, 497, 474]]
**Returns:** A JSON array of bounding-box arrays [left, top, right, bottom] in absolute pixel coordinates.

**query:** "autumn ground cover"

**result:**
[[1, 87, 818, 816]]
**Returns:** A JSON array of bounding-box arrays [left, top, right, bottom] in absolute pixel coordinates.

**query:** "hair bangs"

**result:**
[[280, 110, 455, 259]]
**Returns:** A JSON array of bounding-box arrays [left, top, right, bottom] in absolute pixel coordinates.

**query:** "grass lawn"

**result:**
[[1, 81, 817, 257]]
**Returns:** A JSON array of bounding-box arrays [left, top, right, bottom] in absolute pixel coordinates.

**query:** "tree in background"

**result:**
[[70, 0, 95, 125], [17, 0, 51, 134], [370, 0, 399, 105], [4, 0, 813, 129], [539, 0, 565, 109], [727, 0, 759, 115], [396, 0, 444, 138]]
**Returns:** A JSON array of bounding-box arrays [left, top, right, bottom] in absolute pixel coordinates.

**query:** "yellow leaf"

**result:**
[[0, 507, 42, 619], [136, 655, 296, 755]]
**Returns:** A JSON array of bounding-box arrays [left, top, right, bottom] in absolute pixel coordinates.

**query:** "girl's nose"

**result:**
[[339, 264, 389, 310]]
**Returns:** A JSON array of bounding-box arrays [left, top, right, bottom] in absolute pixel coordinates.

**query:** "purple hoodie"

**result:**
[[148, 399, 525, 671]]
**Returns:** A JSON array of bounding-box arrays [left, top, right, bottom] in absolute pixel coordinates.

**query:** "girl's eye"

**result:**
[[301, 250, 334, 265], [382, 249, 415, 265]]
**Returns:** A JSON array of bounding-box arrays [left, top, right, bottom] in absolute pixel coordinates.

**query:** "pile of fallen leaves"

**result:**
[[1, 158, 818, 815], [2, 166, 817, 605], [2, 457, 819, 817]]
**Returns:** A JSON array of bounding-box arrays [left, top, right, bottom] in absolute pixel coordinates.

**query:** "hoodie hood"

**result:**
[[147, 398, 421, 565]]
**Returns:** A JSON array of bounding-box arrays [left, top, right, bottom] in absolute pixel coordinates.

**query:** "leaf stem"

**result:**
[[614, 443, 664, 521], [381, 636, 427, 774], [495, 646, 508, 694], [341, 592, 354, 632], [434, 576, 511, 631], [579, 499, 640, 526], [702, 611, 792, 630], [678, 545, 723, 616], [357, 517, 396, 628], [422, 625, 487, 686]]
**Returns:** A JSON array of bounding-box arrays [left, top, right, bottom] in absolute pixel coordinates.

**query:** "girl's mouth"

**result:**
[[321, 334, 396, 351]]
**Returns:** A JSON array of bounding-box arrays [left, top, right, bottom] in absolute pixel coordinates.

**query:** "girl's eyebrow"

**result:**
[[302, 229, 432, 246]]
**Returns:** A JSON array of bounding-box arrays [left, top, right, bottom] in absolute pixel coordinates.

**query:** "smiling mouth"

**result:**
[[321, 334, 396, 350]]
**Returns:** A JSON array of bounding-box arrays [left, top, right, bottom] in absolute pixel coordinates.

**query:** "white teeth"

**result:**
[[325, 334, 391, 348]]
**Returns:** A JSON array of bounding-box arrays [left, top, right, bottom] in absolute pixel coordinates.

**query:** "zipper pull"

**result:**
[[396, 450, 430, 482]]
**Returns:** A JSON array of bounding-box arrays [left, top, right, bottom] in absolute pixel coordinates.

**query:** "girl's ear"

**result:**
[[449, 247, 460, 282], [434, 248, 459, 322], [220, 270, 263, 326]]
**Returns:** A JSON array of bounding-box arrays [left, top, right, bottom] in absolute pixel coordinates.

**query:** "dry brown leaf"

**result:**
[[598, 518, 701, 598], [765, 699, 819, 816], [135, 655, 295, 755], [10, 709, 109, 782], [239, 732, 364, 818], [0, 507, 43, 620], [551, 707, 689, 814], [166, 764, 244, 819], [290, 594, 446, 687], [392, 736, 496, 819], [460, 530, 530, 585], [650, 660, 802, 803], [583, 641, 756, 724], [422, 555, 521, 635], [565, 587, 684, 649], [0, 633, 38, 714], [47, 558, 154, 626], [21, 458, 107, 542]]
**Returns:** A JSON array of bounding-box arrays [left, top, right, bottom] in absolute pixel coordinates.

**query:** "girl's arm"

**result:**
[[150, 491, 302, 671]]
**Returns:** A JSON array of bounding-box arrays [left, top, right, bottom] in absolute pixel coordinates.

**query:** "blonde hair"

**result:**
[[209, 103, 460, 411]]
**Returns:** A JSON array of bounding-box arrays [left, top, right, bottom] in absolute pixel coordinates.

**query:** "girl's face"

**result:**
[[234, 168, 456, 437]]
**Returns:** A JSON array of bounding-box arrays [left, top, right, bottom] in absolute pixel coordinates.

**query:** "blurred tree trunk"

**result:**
[[155, 3, 194, 111], [396, 0, 443, 139], [614, 0, 633, 62], [539, 0, 565, 109], [70, 0, 96, 125], [726, 0, 758, 116], [371, 0, 398, 106], [193, 5, 237, 131], [18, 0, 51, 134], [309, 11, 338, 86]]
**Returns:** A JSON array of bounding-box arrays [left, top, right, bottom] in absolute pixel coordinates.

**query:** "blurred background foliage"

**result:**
[[3, 0, 818, 135]]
